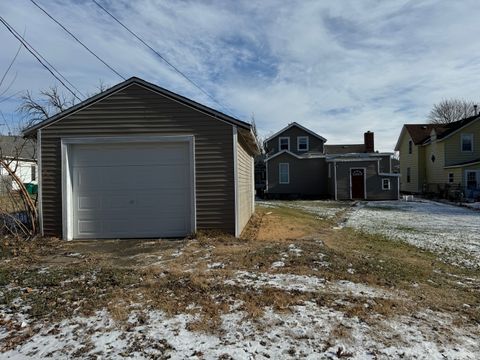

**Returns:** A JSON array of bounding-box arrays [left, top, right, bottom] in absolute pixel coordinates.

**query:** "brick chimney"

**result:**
[[364, 131, 374, 153]]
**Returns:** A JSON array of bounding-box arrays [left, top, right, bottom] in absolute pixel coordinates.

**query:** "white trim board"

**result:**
[[265, 150, 303, 161], [444, 160, 480, 169], [297, 136, 309, 151], [349, 167, 367, 200], [61, 135, 196, 240], [264, 122, 327, 144], [278, 136, 290, 151], [37, 129, 44, 236], [233, 127, 240, 237]]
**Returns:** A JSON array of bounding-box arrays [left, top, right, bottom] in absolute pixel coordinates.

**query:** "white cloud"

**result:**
[[1, 0, 480, 150]]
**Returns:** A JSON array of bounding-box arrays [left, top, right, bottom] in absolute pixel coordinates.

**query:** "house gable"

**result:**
[[264, 122, 326, 156], [443, 116, 480, 167]]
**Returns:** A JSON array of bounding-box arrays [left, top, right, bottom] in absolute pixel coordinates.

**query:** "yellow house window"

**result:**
[[448, 173, 454, 183], [461, 134, 473, 152]]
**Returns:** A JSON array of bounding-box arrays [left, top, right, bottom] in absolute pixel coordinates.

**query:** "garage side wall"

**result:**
[[40, 84, 236, 237], [236, 137, 254, 235]]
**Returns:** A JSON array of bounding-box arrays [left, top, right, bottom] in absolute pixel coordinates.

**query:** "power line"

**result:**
[[0, 16, 82, 101], [29, 0, 125, 81], [0, 18, 85, 99], [91, 0, 233, 115]]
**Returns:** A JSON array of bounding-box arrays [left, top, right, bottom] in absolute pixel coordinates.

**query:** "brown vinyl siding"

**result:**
[[236, 137, 254, 234], [265, 125, 325, 155], [40, 83, 235, 236]]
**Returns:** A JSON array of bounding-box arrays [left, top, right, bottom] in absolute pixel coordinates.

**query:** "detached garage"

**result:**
[[23, 77, 258, 240]]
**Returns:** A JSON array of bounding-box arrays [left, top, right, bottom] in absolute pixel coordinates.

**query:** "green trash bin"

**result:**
[[24, 183, 36, 195]]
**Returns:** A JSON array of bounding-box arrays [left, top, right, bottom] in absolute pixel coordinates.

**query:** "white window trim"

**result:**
[[279, 163, 290, 184], [297, 136, 309, 152], [278, 137, 290, 151], [349, 167, 367, 200], [461, 133, 474, 152], [448, 173, 454, 183], [382, 178, 391, 190], [465, 170, 480, 189]]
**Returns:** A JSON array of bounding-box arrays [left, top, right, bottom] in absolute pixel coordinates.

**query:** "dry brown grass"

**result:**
[[1, 199, 479, 345]]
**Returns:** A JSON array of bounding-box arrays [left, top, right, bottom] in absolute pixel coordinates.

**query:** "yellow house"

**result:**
[[395, 115, 480, 199]]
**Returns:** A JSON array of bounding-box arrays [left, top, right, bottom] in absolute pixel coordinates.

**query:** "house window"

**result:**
[[408, 140, 413, 154], [448, 173, 454, 183], [382, 178, 391, 190], [279, 163, 289, 184], [297, 136, 309, 151], [466, 171, 478, 189], [328, 163, 331, 178], [406, 167, 411, 183], [279, 137, 290, 151], [31, 165, 36, 181], [461, 134, 473, 152]]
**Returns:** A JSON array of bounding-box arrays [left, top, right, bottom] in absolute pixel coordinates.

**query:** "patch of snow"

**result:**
[[225, 271, 399, 299], [3, 303, 479, 359], [288, 243, 303, 256], [207, 262, 224, 269], [271, 261, 285, 268], [346, 200, 480, 268]]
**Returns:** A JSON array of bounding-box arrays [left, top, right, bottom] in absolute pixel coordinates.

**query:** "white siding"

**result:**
[[237, 139, 254, 235], [0, 160, 37, 190]]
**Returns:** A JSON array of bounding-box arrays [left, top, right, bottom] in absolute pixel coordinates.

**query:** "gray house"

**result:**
[[23, 77, 259, 240], [264, 122, 399, 200]]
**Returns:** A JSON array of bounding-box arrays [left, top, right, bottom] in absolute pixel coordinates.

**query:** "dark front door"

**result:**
[[351, 168, 365, 199]]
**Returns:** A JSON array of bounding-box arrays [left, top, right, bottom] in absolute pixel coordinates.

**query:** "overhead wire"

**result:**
[[91, 0, 234, 115], [29, 0, 125, 81], [0, 16, 83, 101]]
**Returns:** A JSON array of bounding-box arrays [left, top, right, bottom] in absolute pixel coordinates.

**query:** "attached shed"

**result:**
[[23, 77, 258, 240]]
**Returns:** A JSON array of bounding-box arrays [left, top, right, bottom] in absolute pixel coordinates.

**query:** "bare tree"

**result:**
[[0, 45, 39, 238], [428, 99, 479, 124], [250, 114, 264, 154], [18, 85, 77, 128]]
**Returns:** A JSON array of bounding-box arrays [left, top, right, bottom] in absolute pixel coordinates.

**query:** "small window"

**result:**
[[408, 140, 413, 154], [279, 163, 289, 184], [382, 178, 391, 190], [431, 154, 435, 163], [297, 136, 309, 151], [448, 173, 454, 183], [406, 167, 411, 183], [279, 137, 290, 151], [461, 134, 473, 152], [31, 165, 36, 181]]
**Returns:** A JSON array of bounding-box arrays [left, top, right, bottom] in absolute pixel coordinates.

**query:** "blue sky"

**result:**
[[1, 0, 480, 151]]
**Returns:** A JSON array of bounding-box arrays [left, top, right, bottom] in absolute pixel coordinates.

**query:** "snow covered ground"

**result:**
[[2, 273, 479, 360], [345, 199, 480, 268]]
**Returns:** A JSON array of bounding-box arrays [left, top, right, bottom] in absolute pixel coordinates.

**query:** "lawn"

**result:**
[[0, 200, 479, 359]]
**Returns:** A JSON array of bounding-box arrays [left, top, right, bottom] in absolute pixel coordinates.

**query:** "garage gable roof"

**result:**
[[23, 77, 253, 137]]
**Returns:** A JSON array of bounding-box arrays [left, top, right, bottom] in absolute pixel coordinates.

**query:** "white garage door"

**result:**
[[70, 141, 193, 239]]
